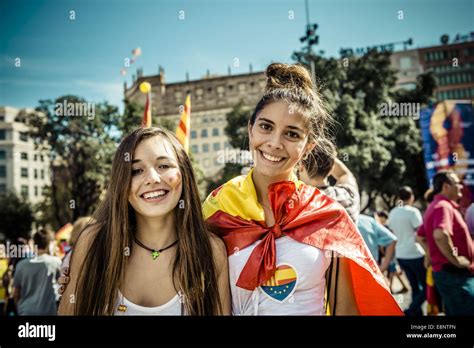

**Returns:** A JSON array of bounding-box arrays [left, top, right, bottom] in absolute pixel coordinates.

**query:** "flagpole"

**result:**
[[139, 81, 152, 127]]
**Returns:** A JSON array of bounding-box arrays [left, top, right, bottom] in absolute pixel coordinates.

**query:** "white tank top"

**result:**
[[114, 291, 183, 315], [229, 235, 331, 315]]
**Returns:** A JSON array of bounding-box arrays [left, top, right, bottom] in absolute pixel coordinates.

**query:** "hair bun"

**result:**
[[265, 63, 314, 96]]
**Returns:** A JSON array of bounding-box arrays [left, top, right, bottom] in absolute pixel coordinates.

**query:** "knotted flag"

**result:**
[[203, 169, 403, 315]]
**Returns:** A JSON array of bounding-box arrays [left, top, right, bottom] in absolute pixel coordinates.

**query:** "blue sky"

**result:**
[[1, 0, 473, 112]]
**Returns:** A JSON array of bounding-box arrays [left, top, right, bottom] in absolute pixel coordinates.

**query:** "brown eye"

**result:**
[[131, 169, 142, 176], [259, 123, 272, 131], [286, 131, 300, 139]]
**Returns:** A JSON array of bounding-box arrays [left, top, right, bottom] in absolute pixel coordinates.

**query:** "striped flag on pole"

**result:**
[[176, 94, 191, 152], [142, 93, 152, 128], [139, 82, 152, 128]]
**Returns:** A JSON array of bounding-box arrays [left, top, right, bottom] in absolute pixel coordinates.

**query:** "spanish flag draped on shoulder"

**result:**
[[176, 94, 191, 153], [203, 169, 403, 315]]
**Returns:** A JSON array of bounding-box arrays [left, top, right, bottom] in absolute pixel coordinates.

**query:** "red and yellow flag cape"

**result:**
[[203, 170, 403, 315]]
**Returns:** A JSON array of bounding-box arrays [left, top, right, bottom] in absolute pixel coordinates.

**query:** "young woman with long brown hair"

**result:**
[[58, 127, 230, 315], [203, 63, 403, 315]]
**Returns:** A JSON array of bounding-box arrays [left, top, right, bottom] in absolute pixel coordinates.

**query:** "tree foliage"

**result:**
[[0, 191, 34, 241], [292, 50, 436, 210], [27, 95, 119, 229]]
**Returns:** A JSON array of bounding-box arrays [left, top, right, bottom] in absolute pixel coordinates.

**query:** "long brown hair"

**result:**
[[73, 127, 222, 315]]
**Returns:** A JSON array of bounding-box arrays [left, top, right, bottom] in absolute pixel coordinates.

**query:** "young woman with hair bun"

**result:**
[[203, 63, 403, 315]]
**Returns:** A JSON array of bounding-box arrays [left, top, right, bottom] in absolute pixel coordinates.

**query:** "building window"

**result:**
[[34, 169, 38, 179], [201, 129, 208, 138], [202, 144, 209, 153], [21, 185, 28, 198], [40, 155, 44, 162], [34, 154, 38, 161], [191, 130, 197, 139], [19, 132, 28, 142], [21, 168, 28, 178], [175, 91, 183, 103], [0, 116, 4, 122], [217, 86, 225, 98], [196, 88, 203, 100], [21, 152, 28, 160], [213, 142, 221, 151], [0, 150, 5, 160], [41, 169, 44, 179], [34, 186, 38, 196], [0, 184, 6, 194], [399, 57, 412, 70], [191, 145, 198, 153], [0, 165, 6, 177], [212, 128, 219, 136], [0, 130, 5, 140]]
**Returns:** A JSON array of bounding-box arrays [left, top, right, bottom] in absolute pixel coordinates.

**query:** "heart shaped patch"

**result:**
[[260, 264, 298, 303]]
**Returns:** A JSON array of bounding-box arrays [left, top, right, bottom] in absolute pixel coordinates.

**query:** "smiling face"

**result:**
[[249, 100, 314, 182], [128, 136, 183, 220]]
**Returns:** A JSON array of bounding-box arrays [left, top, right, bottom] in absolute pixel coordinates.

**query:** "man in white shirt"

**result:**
[[389, 186, 426, 316]]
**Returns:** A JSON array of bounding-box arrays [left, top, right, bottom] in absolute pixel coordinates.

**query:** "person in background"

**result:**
[[13, 229, 62, 315], [465, 202, 474, 237], [1, 237, 33, 316], [357, 214, 397, 275], [389, 186, 426, 316], [298, 138, 360, 224], [417, 170, 474, 315], [375, 211, 409, 295], [0, 256, 8, 315]]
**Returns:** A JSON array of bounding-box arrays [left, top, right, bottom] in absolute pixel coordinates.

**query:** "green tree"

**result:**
[[119, 99, 144, 135], [0, 191, 34, 241], [292, 50, 435, 210], [27, 95, 119, 229]]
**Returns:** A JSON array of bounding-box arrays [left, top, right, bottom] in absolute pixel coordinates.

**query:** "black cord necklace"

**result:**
[[133, 236, 178, 260]]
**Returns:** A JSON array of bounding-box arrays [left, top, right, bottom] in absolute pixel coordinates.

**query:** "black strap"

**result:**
[[325, 251, 340, 316], [325, 253, 334, 311], [333, 256, 340, 316]]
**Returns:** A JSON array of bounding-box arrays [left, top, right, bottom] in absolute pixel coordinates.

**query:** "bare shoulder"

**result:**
[[58, 223, 101, 315], [208, 233, 227, 266], [68, 223, 102, 268], [74, 223, 101, 252]]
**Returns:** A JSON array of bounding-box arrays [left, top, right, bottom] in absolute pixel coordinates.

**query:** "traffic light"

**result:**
[[301, 23, 319, 47], [306, 24, 318, 37]]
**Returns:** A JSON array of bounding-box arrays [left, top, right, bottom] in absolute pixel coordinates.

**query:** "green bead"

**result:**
[[152, 251, 160, 260]]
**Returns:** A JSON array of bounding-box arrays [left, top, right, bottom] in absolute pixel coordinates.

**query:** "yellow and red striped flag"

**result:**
[[176, 94, 191, 152], [142, 93, 152, 128], [139, 82, 152, 128]]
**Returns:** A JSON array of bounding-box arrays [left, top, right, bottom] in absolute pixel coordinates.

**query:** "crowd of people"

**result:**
[[1, 62, 473, 316]]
